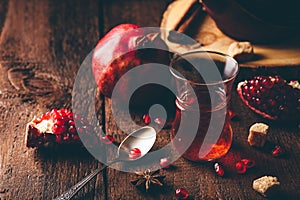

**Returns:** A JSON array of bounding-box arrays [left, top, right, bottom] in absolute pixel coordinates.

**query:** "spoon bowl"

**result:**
[[54, 126, 157, 200], [118, 126, 157, 161]]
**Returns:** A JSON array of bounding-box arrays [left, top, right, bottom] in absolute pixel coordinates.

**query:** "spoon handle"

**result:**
[[53, 160, 117, 200]]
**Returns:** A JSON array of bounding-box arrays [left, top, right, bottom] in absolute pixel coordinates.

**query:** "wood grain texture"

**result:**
[[0, 0, 104, 199], [0, 0, 299, 200]]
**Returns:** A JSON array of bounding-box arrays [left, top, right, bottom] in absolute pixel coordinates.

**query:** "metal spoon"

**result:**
[[54, 126, 157, 200]]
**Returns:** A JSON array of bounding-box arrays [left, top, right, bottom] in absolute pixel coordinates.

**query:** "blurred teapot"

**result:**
[[200, 0, 300, 43]]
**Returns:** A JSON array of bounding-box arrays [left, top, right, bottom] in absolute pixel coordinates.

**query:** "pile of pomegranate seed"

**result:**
[[143, 113, 151, 125], [272, 145, 284, 157], [214, 162, 225, 177], [129, 148, 142, 159], [237, 75, 300, 121], [159, 157, 172, 169], [25, 109, 99, 148], [175, 188, 189, 199], [100, 135, 114, 145]]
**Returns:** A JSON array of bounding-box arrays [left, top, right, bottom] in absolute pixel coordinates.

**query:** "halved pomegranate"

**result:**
[[25, 109, 99, 148], [237, 75, 300, 121]]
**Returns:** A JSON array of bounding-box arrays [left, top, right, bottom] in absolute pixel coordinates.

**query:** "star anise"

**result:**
[[131, 169, 165, 191]]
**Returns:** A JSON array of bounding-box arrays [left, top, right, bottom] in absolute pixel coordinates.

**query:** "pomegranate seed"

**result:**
[[241, 159, 255, 168], [249, 86, 255, 95], [154, 118, 165, 126], [159, 157, 171, 169], [101, 135, 114, 145], [52, 124, 65, 135], [63, 133, 70, 141], [263, 78, 274, 89], [69, 120, 75, 126], [143, 114, 151, 125], [235, 161, 247, 174], [243, 85, 249, 92], [129, 148, 141, 159], [228, 110, 238, 120], [55, 135, 62, 143], [175, 188, 189, 199], [69, 126, 76, 134], [272, 145, 284, 157], [55, 119, 65, 126], [72, 134, 80, 141], [214, 162, 224, 177], [255, 98, 261, 105]]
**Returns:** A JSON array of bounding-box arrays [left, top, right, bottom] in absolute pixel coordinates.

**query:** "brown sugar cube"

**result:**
[[228, 41, 254, 62], [248, 123, 269, 147], [253, 176, 280, 197]]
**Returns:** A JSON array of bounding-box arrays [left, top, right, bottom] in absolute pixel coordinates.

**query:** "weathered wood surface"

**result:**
[[0, 0, 299, 200], [0, 0, 104, 199]]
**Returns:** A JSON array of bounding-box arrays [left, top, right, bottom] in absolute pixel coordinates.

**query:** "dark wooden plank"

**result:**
[[0, 0, 104, 199], [102, 0, 175, 199], [102, 0, 173, 30]]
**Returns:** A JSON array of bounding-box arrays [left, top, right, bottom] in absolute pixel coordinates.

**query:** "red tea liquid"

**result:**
[[170, 51, 238, 161], [171, 101, 232, 161]]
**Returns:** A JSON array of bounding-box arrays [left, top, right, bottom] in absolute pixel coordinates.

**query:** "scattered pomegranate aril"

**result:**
[[272, 145, 284, 157], [228, 110, 239, 121], [129, 148, 142, 159], [235, 161, 247, 174], [101, 135, 114, 145], [241, 159, 255, 168], [154, 118, 165, 126], [143, 114, 151, 125], [159, 157, 171, 169], [237, 75, 300, 121], [25, 109, 99, 148], [175, 188, 189, 199], [214, 162, 225, 177]]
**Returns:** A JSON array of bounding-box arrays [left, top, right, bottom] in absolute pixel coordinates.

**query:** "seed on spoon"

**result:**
[[129, 148, 142, 159]]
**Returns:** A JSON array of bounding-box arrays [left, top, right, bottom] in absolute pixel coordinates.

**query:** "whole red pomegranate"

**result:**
[[92, 24, 173, 109]]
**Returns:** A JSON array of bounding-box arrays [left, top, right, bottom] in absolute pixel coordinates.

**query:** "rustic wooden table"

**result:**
[[0, 0, 299, 199]]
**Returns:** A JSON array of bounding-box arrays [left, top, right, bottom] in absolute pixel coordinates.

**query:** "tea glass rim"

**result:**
[[169, 50, 239, 86]]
